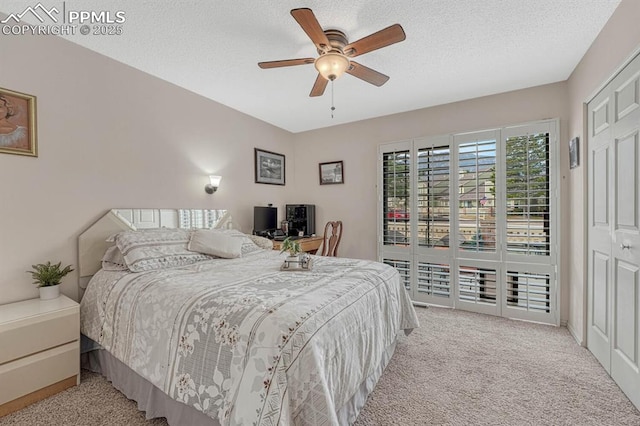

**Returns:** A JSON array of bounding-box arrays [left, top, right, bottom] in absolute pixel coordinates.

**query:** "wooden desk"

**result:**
[[272, 236, 323, 254]]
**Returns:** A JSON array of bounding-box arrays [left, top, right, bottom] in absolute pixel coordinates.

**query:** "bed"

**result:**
[[78, 209, 419, 425]]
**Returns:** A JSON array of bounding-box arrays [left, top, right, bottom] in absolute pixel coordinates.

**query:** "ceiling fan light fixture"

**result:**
[[314, 52, 350, 81], [259, 9, 404, 97]]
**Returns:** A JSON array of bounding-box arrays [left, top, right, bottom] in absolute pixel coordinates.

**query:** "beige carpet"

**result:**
[[2, 307, 639, 425]]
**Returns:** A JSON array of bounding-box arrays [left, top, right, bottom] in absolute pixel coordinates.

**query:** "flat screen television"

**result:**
[[253, 206, 277, 236]]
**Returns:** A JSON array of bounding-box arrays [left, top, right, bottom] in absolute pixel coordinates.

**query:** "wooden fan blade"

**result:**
[[344, 24, 406, 57], [346, 61, 390, 86], [258, 58, 315, 69], [291, 8, 331, 51], [310, 74, 328, 97]]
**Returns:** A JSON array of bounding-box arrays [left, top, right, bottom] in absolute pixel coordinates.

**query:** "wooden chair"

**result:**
[[319, 221, 342, 257]]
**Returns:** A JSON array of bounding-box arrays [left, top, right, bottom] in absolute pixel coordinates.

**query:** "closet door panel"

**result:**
[[589, 52, 640, 410], [588, 92, 613, 371]]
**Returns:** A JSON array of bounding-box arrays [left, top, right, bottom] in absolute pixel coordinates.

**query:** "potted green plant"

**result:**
[[279, 237, 302, 260], [27, 261, 74, 300]]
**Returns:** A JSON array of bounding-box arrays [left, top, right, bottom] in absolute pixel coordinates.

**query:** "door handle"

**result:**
[[620, 243, 631, 250]]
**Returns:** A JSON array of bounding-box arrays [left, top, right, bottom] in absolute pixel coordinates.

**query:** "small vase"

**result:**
[[285, 255, 300, 267], [39, 284, 60, 300], [284, 255, 301, 269]]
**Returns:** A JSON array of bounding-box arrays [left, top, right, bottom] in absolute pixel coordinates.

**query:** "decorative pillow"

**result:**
[[226, 229, 263, 255], [101, 245, 129, 271], [248, 234, 274, 250], [201, 229, 261, 256], [114, 228, 212, 272], [188, 229, 243, 259]]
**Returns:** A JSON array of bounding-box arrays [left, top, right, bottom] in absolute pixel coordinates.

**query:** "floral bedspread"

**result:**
[[80, 250, 419, 425]]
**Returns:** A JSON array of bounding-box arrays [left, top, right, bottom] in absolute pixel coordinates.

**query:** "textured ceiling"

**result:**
[[2, 0, 621, 133]]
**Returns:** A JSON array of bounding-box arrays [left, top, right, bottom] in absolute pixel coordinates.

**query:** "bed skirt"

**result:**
[[83, 349, 218, 426], [82, 338, 399, 425]]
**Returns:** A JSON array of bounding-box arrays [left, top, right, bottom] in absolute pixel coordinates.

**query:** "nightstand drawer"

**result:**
[[0, 308, 79, 364], [0, 341, 79, 405]]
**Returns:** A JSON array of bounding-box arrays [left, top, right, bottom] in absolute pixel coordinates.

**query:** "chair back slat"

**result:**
[[320, 221, 342, 257]]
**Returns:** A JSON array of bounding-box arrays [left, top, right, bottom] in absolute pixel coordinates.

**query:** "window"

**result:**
[[379, 120, 558, 324], [505, 133, 551, 256], [382, 149, 411, 247], [417, 145, 450, 248], [458, 139, 497, 253]]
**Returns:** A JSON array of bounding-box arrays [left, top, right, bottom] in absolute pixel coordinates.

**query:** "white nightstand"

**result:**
[[0, 295, 80, 417]]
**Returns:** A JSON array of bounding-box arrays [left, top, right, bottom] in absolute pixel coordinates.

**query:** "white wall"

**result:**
[[0, 32, 294, 304], [566, 0, 640, 344]]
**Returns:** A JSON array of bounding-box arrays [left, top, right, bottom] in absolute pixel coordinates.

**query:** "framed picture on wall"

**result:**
[[319, 160, 344, 185], [0, 87, 37, 157], [255, 148, 285, 185], [569, 137, 579, 169]]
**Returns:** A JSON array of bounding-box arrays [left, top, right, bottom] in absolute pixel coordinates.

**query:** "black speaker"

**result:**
[[285, 204, 315, 237]]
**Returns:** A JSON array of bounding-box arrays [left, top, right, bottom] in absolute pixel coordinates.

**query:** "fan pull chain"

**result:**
[[331, 80, 335, 119]]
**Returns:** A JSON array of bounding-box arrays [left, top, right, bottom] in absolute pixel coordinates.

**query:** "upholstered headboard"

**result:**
[[78, 208, 231, 290]]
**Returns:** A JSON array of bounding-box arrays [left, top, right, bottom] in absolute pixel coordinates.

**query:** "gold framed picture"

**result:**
[[0, 87, 37, 157]]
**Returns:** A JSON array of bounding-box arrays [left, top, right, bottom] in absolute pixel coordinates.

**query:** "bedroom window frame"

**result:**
[[378, 119, 560, 325]]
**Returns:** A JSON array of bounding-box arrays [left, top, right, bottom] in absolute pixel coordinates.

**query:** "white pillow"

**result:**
[[115, 228, 211, 272], [188, 229, 243, 259], [101, 245, 129, 271], [210, 229, 262, 256], [248, 234, 274, 250]]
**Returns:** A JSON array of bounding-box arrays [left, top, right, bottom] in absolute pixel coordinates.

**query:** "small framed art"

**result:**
[[569, 137, 579, 169], [319, 161, 344, 185], [0, 87, 37, 157], [255, 148, 285, 185]]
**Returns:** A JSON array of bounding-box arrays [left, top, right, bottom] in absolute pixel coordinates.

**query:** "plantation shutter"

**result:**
[[457, 138, 497, 253], [501, 122, 557, 323], [417, 145, 451, 248], [382, 149, 411, 247], [379, 141, 413, 296], [378, 120, 558, 324], [504, 133, 551, 256], [414, 138, 453, 305]]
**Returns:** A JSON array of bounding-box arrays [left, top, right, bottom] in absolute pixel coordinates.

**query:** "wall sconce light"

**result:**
[[205, 175, 222, 194]]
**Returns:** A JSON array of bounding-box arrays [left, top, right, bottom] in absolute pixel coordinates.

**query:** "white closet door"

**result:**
[[588, 53, 640, 410], [610, 58, 640, 409]]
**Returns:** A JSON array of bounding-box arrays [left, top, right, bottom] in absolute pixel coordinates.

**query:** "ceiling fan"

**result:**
[[258, 8, 406, 97]]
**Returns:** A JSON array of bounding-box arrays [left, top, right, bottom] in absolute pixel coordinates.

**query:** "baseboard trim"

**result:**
[[567, 322, 585, 347], [0, 375, 77, 417]]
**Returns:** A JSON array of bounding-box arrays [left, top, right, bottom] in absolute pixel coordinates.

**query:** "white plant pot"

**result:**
[[39, 285, 60, 300], [283, 255, 301, 269]]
